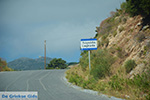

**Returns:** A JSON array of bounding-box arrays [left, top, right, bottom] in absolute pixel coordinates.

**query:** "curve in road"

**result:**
[[0, 70, 122, 100]]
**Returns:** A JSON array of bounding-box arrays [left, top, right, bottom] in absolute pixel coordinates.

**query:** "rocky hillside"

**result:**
[[66, 1, 150, 99], [96, 14, 150, 78], [8, 57, 52, 70]]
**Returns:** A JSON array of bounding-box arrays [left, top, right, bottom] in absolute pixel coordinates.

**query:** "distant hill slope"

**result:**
[[8, 57, 52, 70]]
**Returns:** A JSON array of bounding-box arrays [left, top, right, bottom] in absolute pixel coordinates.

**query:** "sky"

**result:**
[[0, 0, 125, 62]]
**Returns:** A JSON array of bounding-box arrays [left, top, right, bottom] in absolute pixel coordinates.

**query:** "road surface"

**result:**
[[0, 70, 120, 100]]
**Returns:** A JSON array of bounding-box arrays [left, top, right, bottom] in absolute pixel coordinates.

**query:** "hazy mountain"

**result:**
[[8, 57, 52, 70]]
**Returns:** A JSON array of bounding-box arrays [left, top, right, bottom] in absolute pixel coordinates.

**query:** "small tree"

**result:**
[[47, 58, 67, 69], [124, 59, 136, 73]]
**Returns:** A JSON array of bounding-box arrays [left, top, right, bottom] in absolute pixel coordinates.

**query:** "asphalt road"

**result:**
[[0, 70, 121, 100]]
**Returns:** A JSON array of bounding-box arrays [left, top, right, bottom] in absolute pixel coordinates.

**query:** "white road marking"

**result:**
[[5, 75, 22, 91], [26, 71, 42, 91], [38, 72, 50, 91]]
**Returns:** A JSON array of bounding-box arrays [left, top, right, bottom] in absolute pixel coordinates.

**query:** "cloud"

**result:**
[[0, 19, 97, 62], [0, 0, 126, 62]]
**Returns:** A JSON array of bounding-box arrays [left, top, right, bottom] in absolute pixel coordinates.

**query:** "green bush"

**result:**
[[90, 63, 108, 79], [144, 42, 150, 52], [96, 82, 108, 91], [114, 12, 120, 17], [116, 47, 122, 52], [120, 2, 127, 11], [79, 52, 88, 71], [113, 31, 117, 37], [100, 34, 109, 47], [130, 70, 150, 99], [0, 58, 13, 71], [119, 26, 124, 33], [101, 39, 109, 47], [137, 33, 145, 42], [133, 73, 150, 89], [68, 73, 83, 85], [124, 60, 136, 73], [90, 50, 115, 79], [102, 34, 109, 40], [122, 17, 127, 23], [116, 47, 124, 58], [82, 78, 97, 89], [109, 75, 124, 91]]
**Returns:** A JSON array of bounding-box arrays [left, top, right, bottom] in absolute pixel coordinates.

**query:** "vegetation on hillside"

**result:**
[[125, 0, 150, 17], [46, 58, 67, 69], [0, 58, 14, 72], [66, 0, 150, 99], [121, 0, 150, 26]]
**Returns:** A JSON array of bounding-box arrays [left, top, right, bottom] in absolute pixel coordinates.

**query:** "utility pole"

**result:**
[[44, 40, 46, 69]]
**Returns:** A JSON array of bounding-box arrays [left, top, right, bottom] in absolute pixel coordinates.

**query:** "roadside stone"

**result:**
[[135, 22, 141, 28], [125, 95, 130, 99], [142, 25, 149, 31]]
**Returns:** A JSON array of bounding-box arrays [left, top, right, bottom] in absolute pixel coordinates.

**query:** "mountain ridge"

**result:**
[[8, 57, 52, 70]]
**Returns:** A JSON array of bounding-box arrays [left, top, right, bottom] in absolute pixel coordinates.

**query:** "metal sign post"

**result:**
[[81, 39, 97, 71], [88, 50, 91, 71]]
